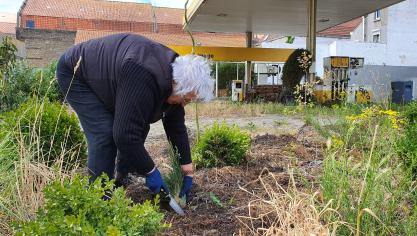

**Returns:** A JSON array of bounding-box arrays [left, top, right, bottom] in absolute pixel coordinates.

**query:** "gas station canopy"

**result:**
[[185, 0, 404, 35]]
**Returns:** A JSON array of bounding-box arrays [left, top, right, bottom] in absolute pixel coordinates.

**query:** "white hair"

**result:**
[[172, 54, 214, 102]]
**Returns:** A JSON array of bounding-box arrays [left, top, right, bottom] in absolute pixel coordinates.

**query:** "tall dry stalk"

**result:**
[[236, 169, 343, 235], [0, 102, 82, 235]]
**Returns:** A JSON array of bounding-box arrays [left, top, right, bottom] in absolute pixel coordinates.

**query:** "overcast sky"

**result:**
[[0, 0, 187, 14]]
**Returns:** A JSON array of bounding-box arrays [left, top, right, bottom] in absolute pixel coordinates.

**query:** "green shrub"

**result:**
[[281, 48, 310, 93], [0, 36, 17, 73], [1, 98, 86, 166], [402, 101, 417, 124], [192, 122, 250, 168], [0, 60, 61, 112], [13, 174, 169, 235], [396, 102, 417, 180], [396, 123, 417, 180]]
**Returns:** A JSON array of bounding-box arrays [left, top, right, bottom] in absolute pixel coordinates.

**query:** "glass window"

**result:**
[[26, 20, 35, 29], [372, 33, 380, 43], [374, 10, 381, 20]]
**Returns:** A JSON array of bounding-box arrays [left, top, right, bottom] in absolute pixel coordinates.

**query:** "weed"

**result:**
[[245, 121, 257, 132], [209, 192, 223, 208]]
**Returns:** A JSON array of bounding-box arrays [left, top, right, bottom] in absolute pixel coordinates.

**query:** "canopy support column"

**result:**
[[306, 0, 317, 82], [244, 31, 253, 98]]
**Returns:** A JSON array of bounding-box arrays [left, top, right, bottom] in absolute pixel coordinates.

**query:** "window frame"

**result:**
[[372, 30, 381, 43], [26, 20, 35, 29], [374, 10, 381, 21]]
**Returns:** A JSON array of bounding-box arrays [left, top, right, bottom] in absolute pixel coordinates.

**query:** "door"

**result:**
[[392, 81, 413, 104]]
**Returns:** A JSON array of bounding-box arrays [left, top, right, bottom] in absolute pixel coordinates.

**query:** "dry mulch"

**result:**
[[126, 126, 325, 235]]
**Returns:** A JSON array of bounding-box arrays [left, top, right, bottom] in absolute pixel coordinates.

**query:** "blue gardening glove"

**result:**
[[145, 168, 169, 194], [179, 175, 193, 198]]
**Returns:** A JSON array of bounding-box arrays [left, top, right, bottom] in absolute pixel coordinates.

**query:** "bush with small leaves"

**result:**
[[0, 60, 61, 112], [1, 98, 86, 167], [402, 101, 417, 125], [192, 122, 250, 168], [396, 125, 417, 181], [13, 174, 169, 235]]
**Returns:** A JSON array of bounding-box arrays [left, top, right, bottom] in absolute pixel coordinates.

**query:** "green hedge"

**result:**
[[0, 60, 61, 112], [1, 98, 86, 167], [192, 122, 251, 168], [14, 175, 168, 235]]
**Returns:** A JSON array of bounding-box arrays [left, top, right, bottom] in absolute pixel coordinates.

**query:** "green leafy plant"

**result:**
[[209, 192, 223, 208], [1, 98, 86, 167], [192, 122, 250, 168], [396, 124, 417, 181], [13, 174, 169, 235], [246, 121, 256, 132], [0, 36, 17, 73], [163, 144, 186, 205], [0, 60, 61, 112], [396, 102, 417, 180], [402, 101, 417, 124]]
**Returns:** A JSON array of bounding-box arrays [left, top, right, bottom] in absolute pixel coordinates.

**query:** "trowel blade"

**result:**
[[168, 195, 185, 216]]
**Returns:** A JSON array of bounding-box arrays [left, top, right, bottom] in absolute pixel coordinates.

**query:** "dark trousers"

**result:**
[[56, 56, 117, 182]]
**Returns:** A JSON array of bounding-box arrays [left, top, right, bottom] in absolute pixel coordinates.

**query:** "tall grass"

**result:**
[[0, 125, 81, 235], [318, 106, 416, 235]]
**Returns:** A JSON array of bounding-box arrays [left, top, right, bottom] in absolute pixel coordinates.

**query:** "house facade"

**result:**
[[16, 0, 246, 67]]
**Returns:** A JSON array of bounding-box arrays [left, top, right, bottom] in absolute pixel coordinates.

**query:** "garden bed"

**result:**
[[126, 126, 325, 235]]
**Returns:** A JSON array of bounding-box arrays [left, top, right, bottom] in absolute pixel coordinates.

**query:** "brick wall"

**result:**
[[20, 15, 182, 33], [16, 28, 76, 67]]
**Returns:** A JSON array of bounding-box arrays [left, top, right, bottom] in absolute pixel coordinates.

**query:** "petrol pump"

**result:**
[[232, 80, 243, 101], [314, 56, 369, 104]]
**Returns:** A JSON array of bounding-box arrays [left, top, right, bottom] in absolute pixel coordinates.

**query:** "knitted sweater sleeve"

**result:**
[[113, 60, 157, 177], [162, 105, 192, 165]]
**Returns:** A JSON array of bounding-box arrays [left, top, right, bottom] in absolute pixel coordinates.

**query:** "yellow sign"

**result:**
[[330, 57, 349, 68], [167, 45, 294, 62]]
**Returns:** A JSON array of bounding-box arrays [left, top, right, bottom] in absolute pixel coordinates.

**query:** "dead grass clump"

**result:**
[[185, 101, 288, 118], [237, 169, 340, 236]]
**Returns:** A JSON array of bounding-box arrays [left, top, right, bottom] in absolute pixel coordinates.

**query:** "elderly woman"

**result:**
[[56, 33, 213, 199]]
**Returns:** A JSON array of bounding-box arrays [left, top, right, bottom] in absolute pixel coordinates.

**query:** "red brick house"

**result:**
[[16, 0, 246, 66]]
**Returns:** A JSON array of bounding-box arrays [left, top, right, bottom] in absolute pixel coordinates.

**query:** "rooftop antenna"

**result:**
[[150, 1, 158, 33]]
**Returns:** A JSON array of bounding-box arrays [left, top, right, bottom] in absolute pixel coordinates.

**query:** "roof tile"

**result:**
[[318, 18, 362, 37], [21, 0, 186, 25], [75, 30, 246, 47], [0, 22, 16, 35]]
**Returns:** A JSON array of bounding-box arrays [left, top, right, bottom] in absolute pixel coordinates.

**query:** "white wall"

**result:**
[[386, 0, 417, 67], [329, 41, 387, 65]]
